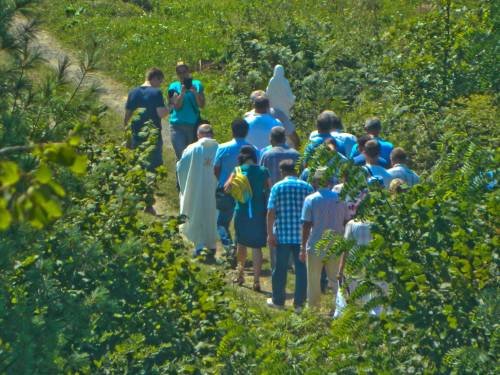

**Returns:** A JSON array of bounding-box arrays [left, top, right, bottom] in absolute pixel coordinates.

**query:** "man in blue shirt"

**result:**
[[167, 62, 206, 160], [244, 96, 281, 150], [124, 67, 169, 172], [387, 148, 420, 187], [300, 167, 351, 311], [363, 140, 393, 188], [260, 126, 300, 186], [308, 112, 355, 157], [214, 119, 255, 249], [350, 118, 393, 162], [267, 160, 314, 311], [352, 135, 389, 168], [303, 111, 342, 167]]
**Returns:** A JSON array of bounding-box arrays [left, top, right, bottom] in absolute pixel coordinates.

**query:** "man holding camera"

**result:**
[[168, 62, 206, 160]]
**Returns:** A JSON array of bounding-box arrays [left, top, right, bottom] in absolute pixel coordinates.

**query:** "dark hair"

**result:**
[[364, 118, 382, 133], [357, 135, 372, 151], [317, 110, 339, 132], [270, 126, 286, 144], [232, 118, 249, 138], [146, 67, 165, 81], [254, 96, 270, 112], [279, 159, 297, 175], [238, 145, 257, 165], [364, 140, 380, 158], [391, 147, 407, 164]]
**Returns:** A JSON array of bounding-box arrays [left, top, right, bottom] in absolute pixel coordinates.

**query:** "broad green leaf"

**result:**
[[0, 161, 20, 187]]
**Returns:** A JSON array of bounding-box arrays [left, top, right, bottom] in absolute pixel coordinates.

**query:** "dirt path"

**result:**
[[15, 17, 308, 311]]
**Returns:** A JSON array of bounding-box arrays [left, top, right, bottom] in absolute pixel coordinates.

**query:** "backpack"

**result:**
[[228, 167, 254, 218]]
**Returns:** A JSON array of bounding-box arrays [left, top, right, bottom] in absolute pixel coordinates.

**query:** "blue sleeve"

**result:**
[[214, 147, 224, 167], [350, 144, 359, 159], [267, 185, 278, 209], [194, 80, 204, 93], [152, 89, 166, 108], [301, 198, 312, 222], [125, 90, 136, 110]]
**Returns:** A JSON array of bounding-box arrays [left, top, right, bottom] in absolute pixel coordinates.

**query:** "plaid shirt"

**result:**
[[268, 176, 314, 244]]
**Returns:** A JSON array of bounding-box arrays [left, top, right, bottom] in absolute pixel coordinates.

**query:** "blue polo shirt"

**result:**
[[167, 79, 203, 126], [214, 138, 256, 187], [350, 137, 394, 162], [353, 154, 389, 168], [303, 133, 342, 165]]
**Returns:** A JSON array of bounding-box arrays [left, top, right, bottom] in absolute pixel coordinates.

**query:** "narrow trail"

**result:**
[[18, 18, 300, 310]]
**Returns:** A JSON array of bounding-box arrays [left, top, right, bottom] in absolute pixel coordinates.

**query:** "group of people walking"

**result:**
[[124, 64, 420, 314]]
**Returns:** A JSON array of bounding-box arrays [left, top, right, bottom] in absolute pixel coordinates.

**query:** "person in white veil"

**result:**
[[177, 124, 219, 261], [266, 65, 296, 118]]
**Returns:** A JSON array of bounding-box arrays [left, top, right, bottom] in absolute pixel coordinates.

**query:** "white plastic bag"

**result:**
[[333, 281, 348, 319]]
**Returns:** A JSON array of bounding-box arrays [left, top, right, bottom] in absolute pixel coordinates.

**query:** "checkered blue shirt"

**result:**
[[268, 176, 314, 244]]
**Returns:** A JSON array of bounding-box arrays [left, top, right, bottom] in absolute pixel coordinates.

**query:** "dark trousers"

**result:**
[[131, 130, 163, 171], [272, 244, 307, 307], [216, 189, 235, 246]]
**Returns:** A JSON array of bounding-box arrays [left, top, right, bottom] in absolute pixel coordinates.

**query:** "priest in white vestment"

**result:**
[[176, 124, 219, 258]]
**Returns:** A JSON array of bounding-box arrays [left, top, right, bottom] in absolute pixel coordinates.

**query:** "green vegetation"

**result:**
[[1, 0, 498, 373]]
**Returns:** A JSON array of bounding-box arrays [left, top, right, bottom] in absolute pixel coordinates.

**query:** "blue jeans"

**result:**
[[170, 124, 196, 160], [271, 244, 307, 307]]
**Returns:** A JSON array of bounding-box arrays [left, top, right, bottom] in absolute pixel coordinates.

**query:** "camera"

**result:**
[[183, 77, 193, 90]]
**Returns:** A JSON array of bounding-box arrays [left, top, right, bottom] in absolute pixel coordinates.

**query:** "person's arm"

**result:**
[[171, 85, 187, 110], [267, 208, 277, 248], [223, 172, 235, 193], [338, 251, 346, 280], [300, 221, 312, 262], [123, 109, 133, 128], [156, 107, 169, 119], [192, 89, 206, 108]]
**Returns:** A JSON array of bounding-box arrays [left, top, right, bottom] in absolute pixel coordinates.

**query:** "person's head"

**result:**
[[316, 110, 340, 133], [312, 167, 332, 189], [364, 117, 382, 137], [197, 124, 213, 139], [231, 118, 249, 139], [145, 67, 165, 87], [254, 95, 270, 114], [363, 140, 381, 162], [250, 90, 266, 106], [357, 135, 372, 152], [389, 178, 406, 194], [270, 126, 286, 146], [238, 145, 258, 165], [390, 147, 408, 166], [279, 159, 297, 178], [175, 61, 190, 81]]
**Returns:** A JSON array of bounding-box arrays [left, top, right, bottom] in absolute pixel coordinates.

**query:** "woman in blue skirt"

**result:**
[[225, 145, 270, 291]]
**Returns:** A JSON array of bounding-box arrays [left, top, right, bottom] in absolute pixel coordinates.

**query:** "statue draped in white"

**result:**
[[176, 136, 219, 250], [266, 65, 295, 118]]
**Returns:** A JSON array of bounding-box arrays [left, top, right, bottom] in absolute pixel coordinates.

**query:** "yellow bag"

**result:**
[[229, 167, 253, 204]]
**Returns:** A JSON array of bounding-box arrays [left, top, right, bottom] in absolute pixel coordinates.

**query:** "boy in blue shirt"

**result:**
[[167, 62, 206, 159], [350, 118, 393, 162]]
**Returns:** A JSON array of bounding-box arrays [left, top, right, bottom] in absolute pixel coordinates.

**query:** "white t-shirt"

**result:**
[[244, 113, 281, 150], [344, 220, 372, 246]]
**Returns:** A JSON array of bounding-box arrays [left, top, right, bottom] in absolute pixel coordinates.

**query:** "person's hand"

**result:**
[[267, 234, 277, 248], [299, 249, 306, 263], [181, 85, 187, 94]]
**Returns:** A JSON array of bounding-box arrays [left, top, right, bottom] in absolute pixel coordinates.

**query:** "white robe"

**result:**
[[266, 65, 295, 118], [176, 137, 219, 248]]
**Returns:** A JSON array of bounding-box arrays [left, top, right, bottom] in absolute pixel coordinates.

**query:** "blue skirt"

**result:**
[[234, 209, 267, 248]]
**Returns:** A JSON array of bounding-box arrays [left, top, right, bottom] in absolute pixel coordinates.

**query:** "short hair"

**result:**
[[250, 90, 266, 104], [175, 61, 189, 73], [357, 135, 372, 151], [197, 124, 213, 136], [231, 118, 249, 138], [316, 110, 339, 132], [391, 147, 408, 164], [364, 118, 382, 133], [146, 67, 164, 81], [238, 145, 257, 165], [364, 140, 380, 158], [254, 96, 270, 111], [270, 126, 286, 144], [279, 159, 296, 175]]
